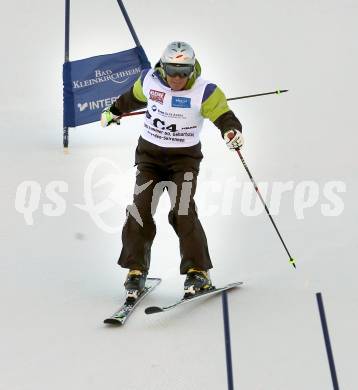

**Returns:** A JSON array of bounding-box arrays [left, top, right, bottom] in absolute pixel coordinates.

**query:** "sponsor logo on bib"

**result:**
[[172, 96, 191, 108], [149, 90, 166, 104]]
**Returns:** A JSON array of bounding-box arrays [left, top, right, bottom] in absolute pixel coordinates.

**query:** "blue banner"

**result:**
[[63, 46, 150, 127]]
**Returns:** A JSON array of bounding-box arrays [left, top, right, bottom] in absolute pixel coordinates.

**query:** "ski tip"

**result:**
[[103, 318, 123, 326], [145, 306, 163, 315]]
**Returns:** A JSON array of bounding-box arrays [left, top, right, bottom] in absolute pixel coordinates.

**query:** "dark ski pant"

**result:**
[[118, 136, 212, 274]]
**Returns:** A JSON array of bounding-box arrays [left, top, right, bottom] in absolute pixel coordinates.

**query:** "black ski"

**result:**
[[104, 277, 161, 325], [145, 281, 243, 315]]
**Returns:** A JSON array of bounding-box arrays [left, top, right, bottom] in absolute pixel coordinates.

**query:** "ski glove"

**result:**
[[224, 129, 244, 150], [100, 106, 121, 127]]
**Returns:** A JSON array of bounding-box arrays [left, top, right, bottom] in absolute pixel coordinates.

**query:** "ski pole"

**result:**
[[120, 89, 288, 119], [227, 89, 288, 101], [228, 134, 296, 268], [122, 110, 146, 117]]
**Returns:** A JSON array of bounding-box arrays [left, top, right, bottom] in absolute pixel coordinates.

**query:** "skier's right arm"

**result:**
[[100, 70, 148, 127]]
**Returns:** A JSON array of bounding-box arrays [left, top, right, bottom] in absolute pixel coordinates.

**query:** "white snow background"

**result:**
[[0, 0, 357, 389]]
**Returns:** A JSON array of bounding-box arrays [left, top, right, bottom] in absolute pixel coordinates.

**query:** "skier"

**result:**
[[101, 41, 244, 299]]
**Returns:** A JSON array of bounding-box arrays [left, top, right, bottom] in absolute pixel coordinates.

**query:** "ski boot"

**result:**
[[124, 270, 148, 300], [184, 268, 213, 298]]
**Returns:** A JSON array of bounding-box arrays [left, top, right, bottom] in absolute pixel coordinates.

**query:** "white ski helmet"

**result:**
[[160, 41, 196, 78]]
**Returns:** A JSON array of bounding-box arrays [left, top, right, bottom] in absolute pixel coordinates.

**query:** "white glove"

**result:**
[[100, 106, 121, 127], [224, 129, 244, 150]]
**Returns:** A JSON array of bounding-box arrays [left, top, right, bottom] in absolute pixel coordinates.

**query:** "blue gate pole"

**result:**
[[116, 0, 141, 47], [222, 291, 234, 390], [316, 293, 340, 390], [63, 0, 70, 149], [64, 0, 70, 62]]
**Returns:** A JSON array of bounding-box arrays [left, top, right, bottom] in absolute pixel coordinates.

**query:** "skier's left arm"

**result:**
[[201, 85, 244, 149]]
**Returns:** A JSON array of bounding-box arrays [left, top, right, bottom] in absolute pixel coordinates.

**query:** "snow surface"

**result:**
[[1, 1, 357, 389]]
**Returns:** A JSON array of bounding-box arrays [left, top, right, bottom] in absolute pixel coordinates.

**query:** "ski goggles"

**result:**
[[163, 63, 194, 78]]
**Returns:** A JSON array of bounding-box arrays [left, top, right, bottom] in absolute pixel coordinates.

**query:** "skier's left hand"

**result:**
[[224, 129, 244, 150]]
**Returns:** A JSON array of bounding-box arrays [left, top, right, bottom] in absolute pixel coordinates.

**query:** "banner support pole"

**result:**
[[63, 0, 70, 150], [116, 0, 141, 47]]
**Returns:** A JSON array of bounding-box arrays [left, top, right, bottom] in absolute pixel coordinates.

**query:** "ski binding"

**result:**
[[104, 277, 161, 325]]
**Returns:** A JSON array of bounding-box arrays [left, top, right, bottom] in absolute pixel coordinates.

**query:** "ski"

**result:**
[[104, 277, 161, 325], [145, 281, 243, 315]]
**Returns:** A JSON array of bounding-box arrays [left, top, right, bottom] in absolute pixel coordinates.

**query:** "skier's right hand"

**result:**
[[100, 106, 121, 127]]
